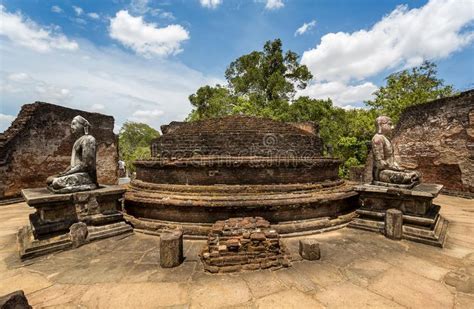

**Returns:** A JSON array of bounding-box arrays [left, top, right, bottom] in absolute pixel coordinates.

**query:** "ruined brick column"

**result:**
[[200, 217, 291, 273]]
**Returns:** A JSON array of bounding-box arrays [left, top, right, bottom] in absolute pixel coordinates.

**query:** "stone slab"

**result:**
[[355, 183, 443, 217], [355, 183, 443, 198], [18, 222, 133, 260], [349, 214, 449, 247], [22, 186, 126, 206]]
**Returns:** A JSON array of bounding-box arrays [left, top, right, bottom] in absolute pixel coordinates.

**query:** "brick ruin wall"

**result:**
[[0, 102, 119, 199], [392, 90, 474, 198], [152, 116, 323, 158]]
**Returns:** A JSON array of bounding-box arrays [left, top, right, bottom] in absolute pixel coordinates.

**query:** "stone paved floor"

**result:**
[[0, 195, 473, 308]]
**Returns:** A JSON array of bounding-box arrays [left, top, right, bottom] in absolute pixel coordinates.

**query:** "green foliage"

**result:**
[[186, 41, 455, 179], [187, 39, 312, 120], [225, 39, 312, 106], [118, 121, 160, 173], [366, 61, 455, 122], [187, 85, 236, 121]]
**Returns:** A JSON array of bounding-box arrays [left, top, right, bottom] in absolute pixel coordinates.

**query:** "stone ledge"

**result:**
[[22, 185, 126, 205]]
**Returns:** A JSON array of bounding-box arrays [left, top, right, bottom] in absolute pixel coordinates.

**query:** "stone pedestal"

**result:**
[[18, 185, 133, 259], [385, 209, 403, 240], [160, 230, 183, 268], [299, 239, 321, 260], [349, 183, 449, 247]]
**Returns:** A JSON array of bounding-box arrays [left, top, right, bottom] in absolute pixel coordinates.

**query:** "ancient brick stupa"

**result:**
[[124, 116, 358, 237]]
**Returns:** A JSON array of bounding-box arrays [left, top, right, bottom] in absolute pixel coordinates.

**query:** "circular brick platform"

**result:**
[[125, 116, 358, 238]]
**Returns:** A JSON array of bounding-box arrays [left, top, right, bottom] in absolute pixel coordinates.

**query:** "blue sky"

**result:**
[[1, 0, 473, 132]]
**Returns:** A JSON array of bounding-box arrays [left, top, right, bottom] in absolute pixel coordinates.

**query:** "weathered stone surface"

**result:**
[[154, 116, 323, 158], [0, 290, 32, 309], [299, 239, 321, 260], [0, 102, 118, 200], [18, 185, 132, 259], [373, 90, 473, 198], [351, 183, 449, 247], [0, 195, 473, 308], [369, 267, 454, 308], [354, 183, 442, 215], [256, 289, 324, 309], [69, 222, 88, 248], [444, 269, 474, 294], [314, 281, 404, 308], [160, 230, 183, 268], [385, 209, 403, 240]]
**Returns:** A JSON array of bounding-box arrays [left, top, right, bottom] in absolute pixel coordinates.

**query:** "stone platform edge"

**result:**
[[124, 211, 356, 239]]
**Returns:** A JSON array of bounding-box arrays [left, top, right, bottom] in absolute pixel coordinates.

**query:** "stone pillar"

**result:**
[[160, 230, 183, 268], [299, 239, 321, 260], [69, 222, 88, 248], [385, 209, 403, 240]]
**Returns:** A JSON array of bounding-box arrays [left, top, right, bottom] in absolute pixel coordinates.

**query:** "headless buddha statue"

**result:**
[[47, 115, 98, 193], [372, 116, 420, 188]]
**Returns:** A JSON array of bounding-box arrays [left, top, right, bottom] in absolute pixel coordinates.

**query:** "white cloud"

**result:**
[[0, 114, 16, 132], [51, 6, 63, 14], [109, 10, 189, 57], [129, 109, 165, 124], [159, 12, 175, 20], [87, 12, 100, 19], [130, 0, 152, 14], [73, 6, 83, 16], [298, 81, 377, 107], [301, 0, 474, 82], [90, 103, 105, 111], [0, 5, 78, 53], [200, 0, 222, 9], [0, 38, 221, 131], [265, 0, 284, 10], [129, 0, 173, 18], [8, 72, 29, 81], [295, 20, 316, 36]]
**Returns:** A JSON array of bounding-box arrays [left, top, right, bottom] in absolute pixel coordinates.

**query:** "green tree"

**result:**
[[225, 38, 312, 106], [187, 85, 236, 121], [366, 61, 454, 122], [118, 122, 160, 173], [187, 39, 313, 120]]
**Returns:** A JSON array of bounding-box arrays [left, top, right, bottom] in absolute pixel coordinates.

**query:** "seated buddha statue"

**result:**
[[372, 116, 420, 187], [47, 116, 98, 193]]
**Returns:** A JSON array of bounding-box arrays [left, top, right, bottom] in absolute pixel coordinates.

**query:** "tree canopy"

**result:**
[[118, 121, 160, 173], [187, 39, 313, 121], [366, 61, 454, 122]]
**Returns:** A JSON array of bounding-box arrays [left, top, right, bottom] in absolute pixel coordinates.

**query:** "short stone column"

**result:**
[[160, 230, 183, 268], [385, 209, 403, 240], [299, 239, 321, 260]]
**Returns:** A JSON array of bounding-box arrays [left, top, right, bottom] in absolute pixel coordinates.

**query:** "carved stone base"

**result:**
[[18, 221, 133, 259], [349, 183, 448, 247], [18, 185, 133, 259]]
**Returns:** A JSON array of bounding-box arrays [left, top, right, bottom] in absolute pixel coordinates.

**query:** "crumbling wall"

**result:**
[[152, 116, 323, 158], [392, 90, 474, 198], [0, 102, 119, 199]]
